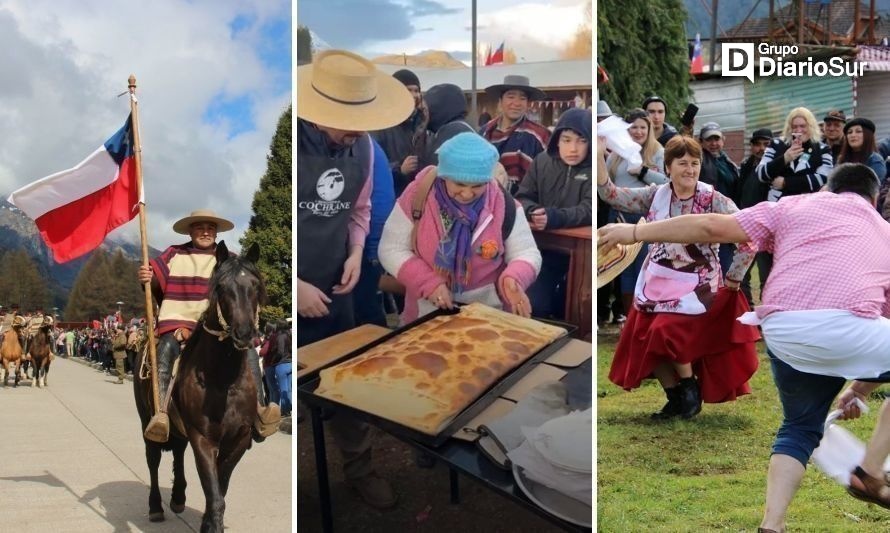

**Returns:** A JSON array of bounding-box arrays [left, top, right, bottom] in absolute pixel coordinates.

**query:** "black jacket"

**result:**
[[516, 109, 592, 229], [420, 84, 475, 168], [738, 155, 769, 208], [756, 138, 833, 196], [700, 150, 740, 205], [657, 123, 679, 146], [371, 110, 427, 196]]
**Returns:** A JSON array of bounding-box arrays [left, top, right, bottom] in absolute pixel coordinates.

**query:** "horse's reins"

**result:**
[[202, 302, 260, 346]]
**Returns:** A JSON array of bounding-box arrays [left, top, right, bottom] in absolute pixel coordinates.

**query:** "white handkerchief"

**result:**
[[598, 116, 642, 168]]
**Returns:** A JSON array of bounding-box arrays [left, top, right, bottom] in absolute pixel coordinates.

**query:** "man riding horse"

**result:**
[[138, 209, 280, 443]]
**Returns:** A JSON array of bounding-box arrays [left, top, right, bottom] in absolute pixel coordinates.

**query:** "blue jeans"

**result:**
[[275, 362, 292, 416], [527, 250, 569, 319], [608, 210, 647, 293], [768, 349, 846, 466], [264, 369, 280, 406]]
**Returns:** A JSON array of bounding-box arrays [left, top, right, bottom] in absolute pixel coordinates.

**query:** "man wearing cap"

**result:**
[[698, 122, 741, 275], [138, 210, 280, 443], [643, 96, 678, 147], [480, 75, 551, 194], [372, 69, 428, 198], [297, 49, 413, 509], [822, 110, 846, 160]]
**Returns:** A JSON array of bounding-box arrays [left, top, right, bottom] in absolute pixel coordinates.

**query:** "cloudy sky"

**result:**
[[0, 0, 291, 252], [297, 0, 589, 63]]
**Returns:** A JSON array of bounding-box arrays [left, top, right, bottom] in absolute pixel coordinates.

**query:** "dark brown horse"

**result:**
[[0, 328, 24, 386], [28, 321, 52, 388], [134, 241, 265, 532]]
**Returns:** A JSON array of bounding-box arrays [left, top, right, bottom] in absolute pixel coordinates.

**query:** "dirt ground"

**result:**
[[296, 415, 569, 532]]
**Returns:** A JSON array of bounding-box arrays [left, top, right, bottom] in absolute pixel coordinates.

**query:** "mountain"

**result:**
[[0, 199, 160, 306], [372, 50, 466, 69]]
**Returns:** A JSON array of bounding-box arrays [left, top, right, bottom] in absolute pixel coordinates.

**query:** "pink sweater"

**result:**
[[379, 166, 541, 323]]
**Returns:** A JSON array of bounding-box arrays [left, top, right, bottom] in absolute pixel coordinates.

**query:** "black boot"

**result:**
[[143, 334, 179, 443], [248, 348, 280, 442], [651, 386, 682, 420], [677, 377, 702, 419]]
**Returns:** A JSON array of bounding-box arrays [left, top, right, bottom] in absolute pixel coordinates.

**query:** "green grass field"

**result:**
[[596, 333, 890, 532]]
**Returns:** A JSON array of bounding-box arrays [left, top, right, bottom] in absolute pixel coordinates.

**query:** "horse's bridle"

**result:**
[[202, 302, 260, 349]]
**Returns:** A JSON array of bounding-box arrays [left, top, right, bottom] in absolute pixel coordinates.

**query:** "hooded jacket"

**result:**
[[420, 84, 475, 169], [371, 109, 427, 197], [515, 108, 592, 229]]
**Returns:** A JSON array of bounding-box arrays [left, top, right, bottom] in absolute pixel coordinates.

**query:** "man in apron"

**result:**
[[296, 49, 413, 510]]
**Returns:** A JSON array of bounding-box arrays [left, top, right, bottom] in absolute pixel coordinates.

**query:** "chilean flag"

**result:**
[[689, 33, 703, 74], [8, 115, 140, 263], [490, 41, 505, 65]]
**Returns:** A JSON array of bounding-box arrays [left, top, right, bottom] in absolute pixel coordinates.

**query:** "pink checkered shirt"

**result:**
[[734, 191, 890, 319]]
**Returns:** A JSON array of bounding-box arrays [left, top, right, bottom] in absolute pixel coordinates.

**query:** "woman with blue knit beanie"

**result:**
[[379, 132, 542, 324]]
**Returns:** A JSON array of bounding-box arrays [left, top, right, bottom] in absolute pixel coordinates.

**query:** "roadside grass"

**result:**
[[596, 334, 890, 532]]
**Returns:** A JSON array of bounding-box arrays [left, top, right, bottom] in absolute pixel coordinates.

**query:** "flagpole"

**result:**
[[128, 74, 161, 415], [471, 0, 478, 127]]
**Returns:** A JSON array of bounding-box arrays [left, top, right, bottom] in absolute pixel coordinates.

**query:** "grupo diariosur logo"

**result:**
[[721, 43, 866, 82]]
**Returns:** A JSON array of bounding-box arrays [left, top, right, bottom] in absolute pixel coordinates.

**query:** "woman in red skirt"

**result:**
[[597, 135, 760, 419]]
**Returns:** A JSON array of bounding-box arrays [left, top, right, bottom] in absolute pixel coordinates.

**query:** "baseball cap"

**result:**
[[699, 122, 723, 140], [750, 128, 773, 142], [823, 110, 847, 123], [642, 95, 667, 112]]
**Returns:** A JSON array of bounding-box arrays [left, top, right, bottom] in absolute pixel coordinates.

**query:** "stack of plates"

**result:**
[[510, 409, 592, 527]]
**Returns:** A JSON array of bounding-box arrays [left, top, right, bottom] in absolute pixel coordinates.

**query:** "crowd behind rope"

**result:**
[[0, 306, 292, 405]]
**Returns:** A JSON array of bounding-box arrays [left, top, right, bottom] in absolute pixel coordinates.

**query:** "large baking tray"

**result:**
[[297, 306, 575, 447]]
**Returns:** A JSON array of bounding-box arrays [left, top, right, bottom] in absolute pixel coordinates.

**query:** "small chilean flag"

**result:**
[[690, 33, 703, 74], [8, 115, 141, 263]]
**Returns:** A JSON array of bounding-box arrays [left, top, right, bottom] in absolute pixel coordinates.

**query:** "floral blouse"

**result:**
[[598, 179, 754, 282]]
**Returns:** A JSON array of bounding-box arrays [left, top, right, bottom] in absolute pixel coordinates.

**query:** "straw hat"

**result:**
[[172, 209, 234, 235], [296, 50, 415, 131], [597, 222, 645, 289]]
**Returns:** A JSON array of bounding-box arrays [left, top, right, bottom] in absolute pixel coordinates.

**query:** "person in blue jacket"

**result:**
[[352, 138, 396, 327]]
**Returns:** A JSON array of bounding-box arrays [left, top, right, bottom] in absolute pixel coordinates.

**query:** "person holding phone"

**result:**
[[372, 69, 429, 198], [756, 107, 834, 203]]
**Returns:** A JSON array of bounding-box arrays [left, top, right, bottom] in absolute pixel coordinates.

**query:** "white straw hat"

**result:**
[[296, 50, 414, 131]]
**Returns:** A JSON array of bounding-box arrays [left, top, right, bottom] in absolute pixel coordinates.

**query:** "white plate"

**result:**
[[512, 464, 592, 528], [529, 411, 592, 473]]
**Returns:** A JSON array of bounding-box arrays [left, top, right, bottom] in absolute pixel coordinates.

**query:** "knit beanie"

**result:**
[[436, 132, 498, 184], [392, 69, 421, 89]]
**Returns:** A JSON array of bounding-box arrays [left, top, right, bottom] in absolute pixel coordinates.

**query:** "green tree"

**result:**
[[106, 249, 146, 321], [297, 26, 313, 66], [598, 0, 692, 121], [64, 249, 116, 321], [240, 105, 291, 324], [0, 250, 50, 312]]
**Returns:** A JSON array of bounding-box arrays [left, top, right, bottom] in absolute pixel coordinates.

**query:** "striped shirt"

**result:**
[[151, 242, 221, 336], [481, 116, 550, 193]]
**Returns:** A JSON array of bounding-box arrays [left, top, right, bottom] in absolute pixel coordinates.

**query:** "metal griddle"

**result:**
[[297, 306, 574, 448]]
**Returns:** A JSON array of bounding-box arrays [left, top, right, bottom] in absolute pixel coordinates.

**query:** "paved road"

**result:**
[[0, 357, 291, 532]]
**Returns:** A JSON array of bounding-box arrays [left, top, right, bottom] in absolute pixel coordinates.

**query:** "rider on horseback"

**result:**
[[139, 210, 281, 443]]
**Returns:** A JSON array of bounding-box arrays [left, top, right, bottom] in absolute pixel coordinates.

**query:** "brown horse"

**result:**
[[134, 241, 265, 532], [0, 328, 24, 386], [28, 322, 53, 388]]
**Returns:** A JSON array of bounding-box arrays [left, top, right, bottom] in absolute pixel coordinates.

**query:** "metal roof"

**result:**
[[374, 59, 593, 93]]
